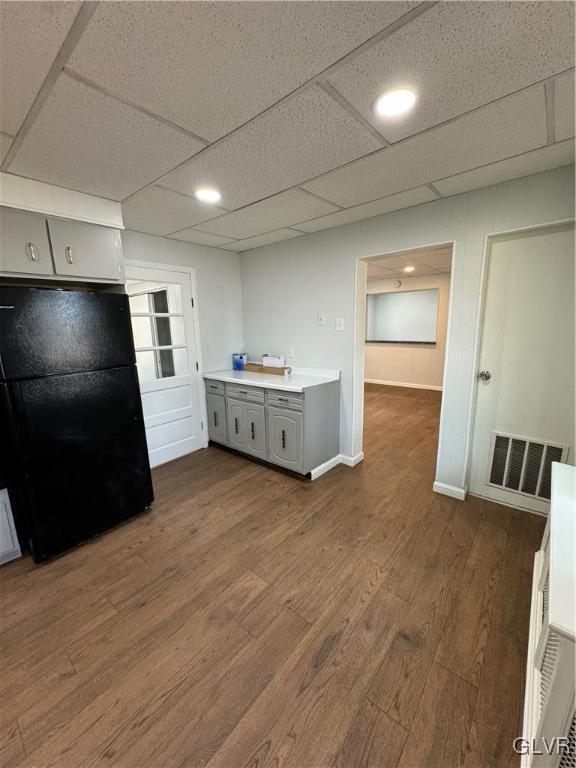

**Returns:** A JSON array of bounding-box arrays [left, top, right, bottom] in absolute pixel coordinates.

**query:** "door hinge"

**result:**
[[201, 421, 204, 431], [191, 297, 194, 308], [196, 362, 199, 371]]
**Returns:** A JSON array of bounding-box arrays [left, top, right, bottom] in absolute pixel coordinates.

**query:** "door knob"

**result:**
[[478, 370, 491, 381]]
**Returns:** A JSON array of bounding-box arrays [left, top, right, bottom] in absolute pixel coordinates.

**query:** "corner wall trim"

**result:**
[[309, 451, 365, 480], [433, 481, 467, 501], [365, 378, 443, 391], [340, 452, 365, 467]]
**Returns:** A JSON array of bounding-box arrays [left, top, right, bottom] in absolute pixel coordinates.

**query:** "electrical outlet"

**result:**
[[288, 346, 295, 358], [335, 317, 345, 331], [317, 312, 326, 326]]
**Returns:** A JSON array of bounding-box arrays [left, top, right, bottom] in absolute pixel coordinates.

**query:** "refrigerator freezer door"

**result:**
[[11, 366, 153, 560], [0, 287, 135, 380]]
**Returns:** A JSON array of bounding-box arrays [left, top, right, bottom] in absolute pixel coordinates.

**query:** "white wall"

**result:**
[[240, 165, 575, 492], [365, 273, 451, 389], [121, 231, 243, 373]]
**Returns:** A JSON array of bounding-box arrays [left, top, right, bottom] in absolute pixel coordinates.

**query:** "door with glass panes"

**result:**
[[125, 264, 204, 467]]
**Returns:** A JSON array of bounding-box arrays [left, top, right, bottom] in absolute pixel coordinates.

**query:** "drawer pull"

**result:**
[[234, 417, 239, 434], [65, 245, 74, 265], [26, 242, 38, 262], [239, 390, 248, 395], [213, 411, 218, 428], [209, 384, 219, 390], [251, 422, 255, 440], [277, 397, 289, 402], [281, 429, 286, 449]]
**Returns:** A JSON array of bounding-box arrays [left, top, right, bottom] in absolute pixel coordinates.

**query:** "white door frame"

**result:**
[[352, 238, 457, 476], [125, 258, 208, 450]]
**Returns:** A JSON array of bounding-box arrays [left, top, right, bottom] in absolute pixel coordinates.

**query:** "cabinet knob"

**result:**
[[65, 246, 74, 265], [26, 242, 38, 262]]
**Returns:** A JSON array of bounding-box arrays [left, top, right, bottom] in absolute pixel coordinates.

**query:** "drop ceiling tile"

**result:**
[[161, 85, 382, 210], [8, 75, 204, 201], [329, 1, 575, 143], [196, 188, 338, 239], [0, 1, 80, 134], [122, 186, 227, 236], [168, 229, 236, 248], [303, 86, 547, 207], [0, 133, 14, 164], [433, 140, 575, 197], [221, 229, 303, 252], [293, 186, 436, 233], [554, 70, 575, 142], [68, 1, 414, 141]]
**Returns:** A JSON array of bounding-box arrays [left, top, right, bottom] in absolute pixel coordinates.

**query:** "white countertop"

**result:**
[[550, 462, 575, 640], [204, 367, 340, 393]]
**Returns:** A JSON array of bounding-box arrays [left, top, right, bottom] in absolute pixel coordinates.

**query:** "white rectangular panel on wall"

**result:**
[[366, 288, 439, 343]]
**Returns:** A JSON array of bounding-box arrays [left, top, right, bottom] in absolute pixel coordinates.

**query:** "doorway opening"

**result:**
[[360, 243, 453, 480]]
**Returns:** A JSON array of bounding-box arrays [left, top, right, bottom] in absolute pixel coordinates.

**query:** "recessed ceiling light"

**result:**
[[403, 265, 415, 273], [374, 88, 416, 118], [195, 187, 221, 204]]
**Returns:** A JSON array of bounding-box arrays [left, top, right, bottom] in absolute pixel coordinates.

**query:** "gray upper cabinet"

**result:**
[[0, 207, 53, 276], [206, 393, 227, 445], [48, 218, 123, 282], [267, 407, 303, 472]]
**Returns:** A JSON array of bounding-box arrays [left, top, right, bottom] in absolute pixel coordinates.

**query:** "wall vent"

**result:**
[[488, 432, 569, 501]]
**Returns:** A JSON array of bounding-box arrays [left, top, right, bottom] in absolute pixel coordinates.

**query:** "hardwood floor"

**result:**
[[0, 384, 545, 768]]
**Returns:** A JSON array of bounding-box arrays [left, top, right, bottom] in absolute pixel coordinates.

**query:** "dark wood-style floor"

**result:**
[[0, 384, 545, 768]]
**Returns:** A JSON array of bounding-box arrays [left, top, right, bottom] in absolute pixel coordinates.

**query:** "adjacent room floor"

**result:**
[[0, 385, 545, 768]]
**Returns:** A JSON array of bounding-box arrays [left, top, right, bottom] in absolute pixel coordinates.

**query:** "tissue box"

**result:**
[[262, 354, 285, 368]]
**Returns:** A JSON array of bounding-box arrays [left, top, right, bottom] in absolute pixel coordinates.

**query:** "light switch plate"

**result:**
[[317, 312, 327, 326], [288, 346, 295, 358], [335, 317, 345, 331]]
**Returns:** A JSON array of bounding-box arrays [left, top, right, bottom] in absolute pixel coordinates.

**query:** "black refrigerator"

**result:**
[[0, 286, 154, 562]]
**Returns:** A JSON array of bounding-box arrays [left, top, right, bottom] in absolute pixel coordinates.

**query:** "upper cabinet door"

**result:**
[[48, 218, 123, 282], [0, 207, 54, 276]]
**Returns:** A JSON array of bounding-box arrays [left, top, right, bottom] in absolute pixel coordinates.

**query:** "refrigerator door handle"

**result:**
[[65, 246, 74, 265]]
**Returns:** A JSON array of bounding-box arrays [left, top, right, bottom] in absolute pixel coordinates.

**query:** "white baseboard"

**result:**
[[365, 378, 443, 391], [433, 481, 467, 501], [310, 451, 365, 480], [340, 451, 365, 467]]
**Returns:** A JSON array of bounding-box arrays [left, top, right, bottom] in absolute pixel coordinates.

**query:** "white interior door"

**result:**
[[125, 263, 205, 468], [469, 223, 575, 513]]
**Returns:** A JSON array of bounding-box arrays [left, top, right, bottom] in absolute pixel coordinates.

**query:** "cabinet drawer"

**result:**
[[225, 383, 265, 403], [267, 390, 303, 411], [205, 379, 225, 396], [0, 207, 53, 276]]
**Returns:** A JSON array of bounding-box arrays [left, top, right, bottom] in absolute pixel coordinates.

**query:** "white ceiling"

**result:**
[[367, 244, 453, 279], [1, 1, 574, 252]]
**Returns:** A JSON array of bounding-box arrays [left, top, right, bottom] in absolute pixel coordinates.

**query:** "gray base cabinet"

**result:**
[[206, 393, 227, 445], [267, 408, 303, 472], [205, 377, 339, 475]]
